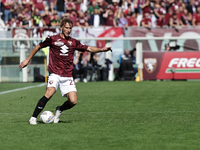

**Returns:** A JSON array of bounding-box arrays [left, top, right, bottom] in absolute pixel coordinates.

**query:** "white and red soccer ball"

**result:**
[[40, 111, 54, 123]]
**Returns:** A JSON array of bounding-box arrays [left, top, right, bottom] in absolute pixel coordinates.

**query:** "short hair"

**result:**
[[60, 18, 74, 28]]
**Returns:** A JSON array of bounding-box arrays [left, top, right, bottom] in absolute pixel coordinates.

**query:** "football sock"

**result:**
[[60, 100, 74, 111], [32, 96, 50, 118]]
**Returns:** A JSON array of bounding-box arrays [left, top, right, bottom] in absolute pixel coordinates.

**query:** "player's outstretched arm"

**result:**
[[87, 46, 112, 53], [19, 44, 41, 69]]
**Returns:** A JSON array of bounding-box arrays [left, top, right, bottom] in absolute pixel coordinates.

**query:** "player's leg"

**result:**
[[54, 91, 77, 123], [29, 87, 56, 125], [29, 73, 59, 125], [61, 91, 77, 110], [54, 77, 77, 123]]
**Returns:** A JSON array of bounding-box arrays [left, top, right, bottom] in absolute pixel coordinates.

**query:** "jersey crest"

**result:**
[[68, 41, 72, 46]]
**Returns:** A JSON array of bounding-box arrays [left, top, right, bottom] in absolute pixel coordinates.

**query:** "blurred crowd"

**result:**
[[0, 0, 199, 29]]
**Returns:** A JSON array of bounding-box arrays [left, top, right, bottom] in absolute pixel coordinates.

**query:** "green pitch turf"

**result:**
[[0, 81, 200, 150]]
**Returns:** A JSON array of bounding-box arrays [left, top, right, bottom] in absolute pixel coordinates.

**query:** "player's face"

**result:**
[[62, 23, 73, 37]]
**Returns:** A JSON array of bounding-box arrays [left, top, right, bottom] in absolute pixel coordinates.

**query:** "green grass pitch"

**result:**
[[0, 81, 200, 150]]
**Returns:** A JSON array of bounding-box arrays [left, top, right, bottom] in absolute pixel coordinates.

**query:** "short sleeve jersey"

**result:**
[[39, 34, 88, 77]]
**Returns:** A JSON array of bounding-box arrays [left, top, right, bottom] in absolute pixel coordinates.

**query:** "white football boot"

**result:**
[[54, 106, 62, 123], [29, 117, 37, 125]]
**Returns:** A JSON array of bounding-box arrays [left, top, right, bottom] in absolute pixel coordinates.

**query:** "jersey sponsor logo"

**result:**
[[144, 58, 157, 73], [68, 41, 72, 46], [55, 41, 64, 46], [60, 45, 69, 56], [166, 58, 200, 73]]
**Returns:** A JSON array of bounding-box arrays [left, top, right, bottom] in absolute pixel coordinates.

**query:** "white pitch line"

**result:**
[[0, 83, 46, 95]]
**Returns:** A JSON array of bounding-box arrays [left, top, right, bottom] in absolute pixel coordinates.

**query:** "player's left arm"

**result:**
[[87, 46, 112, 53]]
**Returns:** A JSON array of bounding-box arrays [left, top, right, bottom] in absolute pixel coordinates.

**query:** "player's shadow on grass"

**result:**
[[38, 120, 73, 124], [57, 120, 72, 123]]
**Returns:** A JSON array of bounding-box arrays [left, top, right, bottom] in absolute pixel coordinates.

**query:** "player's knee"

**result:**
[[45, 87, 55, 99], [69, 97, 77, 106]]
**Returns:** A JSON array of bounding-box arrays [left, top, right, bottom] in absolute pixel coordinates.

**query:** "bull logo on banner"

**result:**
[[144, 58, 157, 73]]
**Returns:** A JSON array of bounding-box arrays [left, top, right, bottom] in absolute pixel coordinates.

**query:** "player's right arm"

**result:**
[[19, 44, 41, 69], [19, 35, 51, 69]]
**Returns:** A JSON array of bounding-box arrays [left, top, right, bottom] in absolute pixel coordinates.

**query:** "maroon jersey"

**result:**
[[194, 13, 200, 25], [33, 0, 44, 11], [39, 34, 88, 77], [105, 14, 114, 26], [127, 17, 138, 26], [141, 18, 152, 25], [76, 17, 88, 26]]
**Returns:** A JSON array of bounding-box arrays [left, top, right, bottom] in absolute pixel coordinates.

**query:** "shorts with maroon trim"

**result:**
[[47, 73, 77, 97]]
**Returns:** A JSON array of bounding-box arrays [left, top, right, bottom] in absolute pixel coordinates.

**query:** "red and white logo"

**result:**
[[68, 41, 72, 46], [49, 80, 53, 85], [144, 58, 157, 73]]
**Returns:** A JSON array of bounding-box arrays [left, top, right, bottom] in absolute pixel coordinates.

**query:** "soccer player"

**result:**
[[19, 18, 112, 125]]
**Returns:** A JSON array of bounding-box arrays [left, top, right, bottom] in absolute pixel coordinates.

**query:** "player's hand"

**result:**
[[102, 47, 112, 52], [19, 59, 29, 69]]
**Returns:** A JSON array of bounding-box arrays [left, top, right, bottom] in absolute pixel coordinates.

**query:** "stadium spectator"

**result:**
[[124, 6, 133, 18], [156, 12, 165, 27], [122, 0, 135, 13], [55, 0, 65, 19], [31, 7, 45, 28], [65, 0, 76, 13], [114, 48, 136, 81], [176, 5, 184, 20], [87, 52, 101, 82], [137, 0, 146, 14], [22, 7, 31, 20], [41, 6, 52, 27], [73, 0, 82, 13], [169, 0, 179, 14], [107, 0, 119, 13], [73, 51, 88, 83], [2, 0, 14, 23], [88, 8, 104, 27], [15, 13, 23, 27], [49, 1, 56, 14], [76, 11, 89, 29], [22, 0, 33, 13], [103, 8, 115, 26], [16, 13, 29, 28], [6, 16, 16, 27], [186, 0, 196, 15], [192, 6, 200, 27], [141, 12, 152, 29], [88, 0, 100, 15], [50, 13, 60, 27], [127, 12, 138, 27], [96, 0, 106, 13], [169, 13, 180, 29], [180, 8, 192, 26], [19, 18, 112, 125], [141, 0, 151, 16], [153, 0, 166, 19], [68, 10, 78, 26], [115, 9, 128, 28], [164, 8, 173, 26], [32, 0, 45, 15], [164, 43, 171, 51], [10, 0, 23, 18], [80, 0, 88, 13]]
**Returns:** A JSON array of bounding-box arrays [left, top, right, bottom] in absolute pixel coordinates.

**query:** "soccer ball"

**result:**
[[40, 111, 54, 123]]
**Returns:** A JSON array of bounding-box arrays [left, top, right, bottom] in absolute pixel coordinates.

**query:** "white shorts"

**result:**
[[47, 73, 77, 97]]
